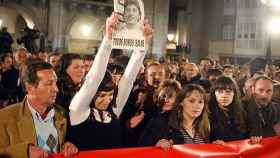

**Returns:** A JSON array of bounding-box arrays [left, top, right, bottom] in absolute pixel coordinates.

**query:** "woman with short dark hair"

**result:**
[[208, 76, 247, 143], [66, 13, 153, 150], [138, 79, 181, 146]]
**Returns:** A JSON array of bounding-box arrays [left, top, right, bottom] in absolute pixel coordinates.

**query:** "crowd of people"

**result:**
[[0, 11, 280, 158]]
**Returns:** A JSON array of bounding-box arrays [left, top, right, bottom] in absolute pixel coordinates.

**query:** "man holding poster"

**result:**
[[113, 0, 146, 50]]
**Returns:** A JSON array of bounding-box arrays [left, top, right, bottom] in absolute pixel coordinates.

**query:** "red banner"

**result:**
[[49, 136, 280, 158]]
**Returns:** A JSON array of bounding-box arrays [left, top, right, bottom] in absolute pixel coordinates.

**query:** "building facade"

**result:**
[[0, 0, 170, 58], [208, 0, 280, 62], [1, 0, 277, 61]]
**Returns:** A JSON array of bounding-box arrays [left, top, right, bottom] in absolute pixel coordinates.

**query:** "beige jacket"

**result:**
[[0, 99, 67, 158]]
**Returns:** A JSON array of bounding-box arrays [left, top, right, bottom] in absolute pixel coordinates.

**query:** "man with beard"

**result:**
[[244, 76, 280, 137], [120, 62, 167, 147]]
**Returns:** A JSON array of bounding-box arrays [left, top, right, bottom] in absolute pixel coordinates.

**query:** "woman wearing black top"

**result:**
[[67, 71, 123, 150], [208, 76, 247, 143], [55, 53, 85, 110], [66, 13, 153, 151], [152, 84, 210, 150], [0, 53, 19, 105], [138, 79, 181, 146]]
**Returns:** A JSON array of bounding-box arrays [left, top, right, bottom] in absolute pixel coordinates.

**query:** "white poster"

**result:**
[[113, 0, 145, 50]]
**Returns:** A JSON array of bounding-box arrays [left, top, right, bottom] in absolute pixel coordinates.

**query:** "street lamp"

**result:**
[[261, 0, 280, 64], [0, 19, 2, 29], [167, 34, 175, 42], [261, 0, 280, 10], [268, 17, 280, 34], [81, 24, 92, 37]]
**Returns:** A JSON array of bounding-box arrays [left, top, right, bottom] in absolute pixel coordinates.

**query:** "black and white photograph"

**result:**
[[113, 0, 145, 50]]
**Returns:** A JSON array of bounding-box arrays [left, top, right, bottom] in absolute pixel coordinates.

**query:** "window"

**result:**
[[238, 34, 242, 39], [238, 0, 243, 8], [238, 0, 258, 8], [224, 0, 234, 8], [235, 22, 262, 49], [224, 0, 235, 15], [250, 33, 255, 39], [223, 24, 234, 40], [245, 0, 250, 8]]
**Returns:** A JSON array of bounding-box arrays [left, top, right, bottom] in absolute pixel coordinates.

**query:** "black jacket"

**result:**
[[180, 74, 211, 93], [120, 82, 158, 147], [0, 67, 23, 104], [0, 31, 13, 54], [243, 99, 280, 137], [209, 104, 248, 142], [56, 76, 80, 111], [66, 117, 123, 151], [138, 110, 208, 147], [138, 111, 171, 146]]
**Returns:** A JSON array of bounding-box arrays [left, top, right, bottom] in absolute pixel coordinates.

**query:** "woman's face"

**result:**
[[66, 59, 85, 85], [215, 88, 234, 108], [3, 56, 13, 69], [94, 90, 114, 111], [124, 4, 140, 25], [158, 88, 176, 111], [181, 90, 205, 119]]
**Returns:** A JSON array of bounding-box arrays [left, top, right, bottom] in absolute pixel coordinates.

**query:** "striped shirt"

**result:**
[[179, 128, 206, 144]]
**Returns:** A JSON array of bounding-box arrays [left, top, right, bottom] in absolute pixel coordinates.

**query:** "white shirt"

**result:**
[[69, 37, 147, 125], [91, 108, 112, 123]]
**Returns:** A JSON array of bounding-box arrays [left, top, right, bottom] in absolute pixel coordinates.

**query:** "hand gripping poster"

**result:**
[[113, 0, 145, 50]]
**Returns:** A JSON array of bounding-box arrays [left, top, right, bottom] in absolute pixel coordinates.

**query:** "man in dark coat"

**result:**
[[0, 27, 13, 55], [244, 76, 280, 137]]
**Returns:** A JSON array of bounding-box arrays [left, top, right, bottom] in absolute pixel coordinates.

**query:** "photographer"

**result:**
[[17, 27, 40, 53], [0, 27, 14, 55]]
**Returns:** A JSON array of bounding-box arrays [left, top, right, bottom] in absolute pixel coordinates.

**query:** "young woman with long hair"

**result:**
[[154, 84, 210, 150], [55, 53, 85, 110], [208, 76, 247, 143]]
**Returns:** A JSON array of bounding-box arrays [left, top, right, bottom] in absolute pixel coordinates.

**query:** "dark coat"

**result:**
[[56, 76, 80, 111], [138, 111, 173, 146], [209, 104, 248, 142], [0, 67, 19, 103], [120, 81, 159, 147], [138, 110, 208, 147], [243, 99, 280, 137], [180, 74, 211, 93], [0, 31, 13, 54]]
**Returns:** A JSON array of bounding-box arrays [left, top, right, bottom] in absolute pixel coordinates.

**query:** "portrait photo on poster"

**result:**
[[113, 0, 145, 50]]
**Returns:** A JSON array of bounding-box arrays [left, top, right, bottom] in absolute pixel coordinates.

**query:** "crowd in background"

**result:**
[[0, 12, 280, 158]]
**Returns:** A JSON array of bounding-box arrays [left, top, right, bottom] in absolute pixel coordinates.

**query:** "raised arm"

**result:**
[[69, 14, 118, 125], [113, 49, 146, 117], [113, 20, 153, 117]]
